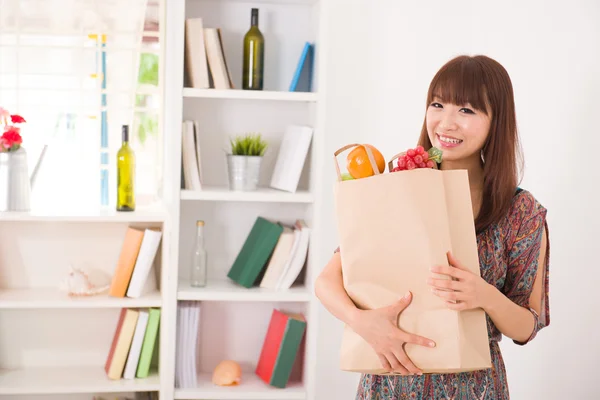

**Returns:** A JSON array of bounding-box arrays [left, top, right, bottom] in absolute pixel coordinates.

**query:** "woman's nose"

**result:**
[[439, 112, 458, 131]]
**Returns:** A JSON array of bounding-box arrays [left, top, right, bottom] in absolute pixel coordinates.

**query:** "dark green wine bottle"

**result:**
[[242, 8, 264, 90], [117, 125, 135, 211]]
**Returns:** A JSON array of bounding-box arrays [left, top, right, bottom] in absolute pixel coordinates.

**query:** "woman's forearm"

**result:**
[[314, 254, 361, 327], [482, 284, 535, 343]]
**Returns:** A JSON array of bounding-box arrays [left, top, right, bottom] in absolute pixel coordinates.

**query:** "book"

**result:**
[[136, 308, 162, 378], [226, 217, 284, 288], [105, 308, 140, 380], [184, 18, 210, 89], [276, 220, 311, 289], [269, 125, 313, 193], [123, 309, 150, 379], [109, 228, 145, 297], [203, 28, 233, 89], [255, 309, 307, 388], [289, 42, 314, 92], [126, 229, 162, 298], [259, 225, 295, 289]]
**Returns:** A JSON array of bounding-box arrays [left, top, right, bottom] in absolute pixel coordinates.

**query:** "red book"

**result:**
[[104, 308, 127, 374], [255, 309, 306, 388]]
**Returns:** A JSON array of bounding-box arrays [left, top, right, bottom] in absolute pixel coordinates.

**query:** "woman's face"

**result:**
[[426, 96, 491, 163]]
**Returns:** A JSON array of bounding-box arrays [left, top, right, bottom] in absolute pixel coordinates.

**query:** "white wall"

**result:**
[[315, 0, 600, 399]]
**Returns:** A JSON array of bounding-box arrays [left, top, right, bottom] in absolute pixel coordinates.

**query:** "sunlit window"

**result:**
[[0, 0, 162, 210]]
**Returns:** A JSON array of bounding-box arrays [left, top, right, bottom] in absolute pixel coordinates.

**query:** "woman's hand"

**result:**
[[427, 251, 493, 311], [349, 291, 436, 375]]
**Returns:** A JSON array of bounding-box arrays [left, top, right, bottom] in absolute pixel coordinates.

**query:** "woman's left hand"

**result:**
[[427, 251, 494, 311]]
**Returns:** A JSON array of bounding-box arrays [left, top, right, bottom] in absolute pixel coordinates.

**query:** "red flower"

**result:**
[[1, 126, 22, 147], [10, 114, 26, 123]]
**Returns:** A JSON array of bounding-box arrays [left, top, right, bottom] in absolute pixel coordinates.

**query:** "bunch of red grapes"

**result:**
[[391, 145, 436, 172]]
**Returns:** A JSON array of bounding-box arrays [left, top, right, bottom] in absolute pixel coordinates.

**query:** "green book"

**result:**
[[136, 308, 161, 378], [270, 315, 306, 388], [227, 216, 283, 288]]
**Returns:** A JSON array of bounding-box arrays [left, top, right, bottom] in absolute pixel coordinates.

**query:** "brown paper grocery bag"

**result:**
[[333, 144, 491, 374]]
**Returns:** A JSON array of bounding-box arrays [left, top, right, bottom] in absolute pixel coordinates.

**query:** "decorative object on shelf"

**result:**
[[242, 8, 265, 90], [0, 107, 41, 212], [212, 360, 242, 386], [226, 133, 268, 191], [190, 220, 207, 287], [117, 124, 136, 212], [59, 265, 110, 297]]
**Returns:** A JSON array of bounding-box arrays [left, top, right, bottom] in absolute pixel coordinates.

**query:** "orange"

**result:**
[[346, 144, 385, 179]]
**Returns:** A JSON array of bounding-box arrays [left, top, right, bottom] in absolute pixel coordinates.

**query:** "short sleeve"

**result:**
[[503, 191, 550, 345]]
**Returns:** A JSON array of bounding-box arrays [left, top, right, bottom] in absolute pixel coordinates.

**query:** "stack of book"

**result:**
[[104, 307, 161, 380], [256, 308, 306, 388], [175, 301, 202, 388], [109, 227, 163, 298], [227, 217, 311, 289]]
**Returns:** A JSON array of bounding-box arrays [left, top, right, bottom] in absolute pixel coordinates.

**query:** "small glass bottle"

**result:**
[[190, 220, 207, 287]]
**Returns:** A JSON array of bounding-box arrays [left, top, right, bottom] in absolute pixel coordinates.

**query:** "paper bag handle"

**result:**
[[333, 143, 381, 182]]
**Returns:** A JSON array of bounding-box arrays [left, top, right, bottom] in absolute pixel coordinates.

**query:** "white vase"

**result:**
[[0, 147, 31, 212]]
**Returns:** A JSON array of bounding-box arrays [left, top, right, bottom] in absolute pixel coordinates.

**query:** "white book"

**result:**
[[193, 121, 204, 185], [276, 220, 311, 289], [185, 18, 210, 89], [270, 125, 313, 193], [126, 229, 162, 298], [182, 121, 202, 190], [123, 309, 149, 379]]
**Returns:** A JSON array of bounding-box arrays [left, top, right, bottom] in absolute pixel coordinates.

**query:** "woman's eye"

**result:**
[[430, 102, 443, 108], [460, 107, 475, 114]]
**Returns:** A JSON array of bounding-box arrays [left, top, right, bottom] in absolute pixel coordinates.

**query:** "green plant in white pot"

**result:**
[[226, 133, 268, 191]]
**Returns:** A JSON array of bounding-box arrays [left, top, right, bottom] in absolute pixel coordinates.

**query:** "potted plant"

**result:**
[[0, 107, 32, 212], [226, 133, 268, 191]]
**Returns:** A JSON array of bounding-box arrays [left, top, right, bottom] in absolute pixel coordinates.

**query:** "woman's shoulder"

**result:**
[[509, 187, 547, 220], [501, 187, 548, 236]]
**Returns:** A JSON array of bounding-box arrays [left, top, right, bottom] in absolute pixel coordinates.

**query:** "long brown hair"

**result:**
[[417, 55, 523, 234]]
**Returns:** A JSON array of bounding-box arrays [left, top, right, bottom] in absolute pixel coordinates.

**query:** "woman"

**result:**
[[315, 55, 550, 399]]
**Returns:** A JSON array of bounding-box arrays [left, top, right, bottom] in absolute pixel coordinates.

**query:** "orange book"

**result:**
[[109, 227, 144, 297]]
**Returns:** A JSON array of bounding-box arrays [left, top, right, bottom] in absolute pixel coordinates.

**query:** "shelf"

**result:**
[[181, 187, 314, 203], [174, 372, 305, 400], [183, 88, 317, 103], [0, 204, 168, 223], [0, 366, 160, 394], [0, 288, 162, 309], [178, 280, 311, 302]]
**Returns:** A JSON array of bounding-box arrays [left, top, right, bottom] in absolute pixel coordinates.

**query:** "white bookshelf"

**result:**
[[0, 0, 326, 398], [162, 0, 325, 398]]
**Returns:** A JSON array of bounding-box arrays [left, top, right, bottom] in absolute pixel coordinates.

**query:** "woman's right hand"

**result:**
[[349, 291, 436, 375]]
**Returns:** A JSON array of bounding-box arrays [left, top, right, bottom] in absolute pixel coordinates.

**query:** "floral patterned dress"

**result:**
[[354, 188, 551, 400]]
